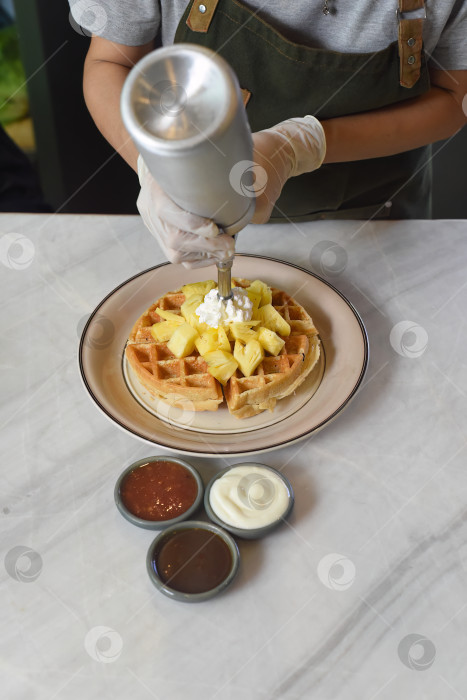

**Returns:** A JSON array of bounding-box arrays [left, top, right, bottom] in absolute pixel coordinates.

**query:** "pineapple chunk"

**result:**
[[195, 329, 219, 356], [150, 321, 181, 343], [257, 304, 290, 337], [180, 295, 207, 332], [234, 340, 264, 377], [204, 350, 238, 386], [246, 288, 262, 315], [249, 280, 272, 307], [181, 294, 204, 321], [229, 322, 259, 344], [258, 327, 285, 356], [155, 307, 184, 324], [167, 323, 199, 358], [224, 324, 234, 341], [182, 280, 216, 298], [216, 326, 231, 352], [196, 327, 232, 357], [186, 313, 209, 334], [229, 320, 260, 329]]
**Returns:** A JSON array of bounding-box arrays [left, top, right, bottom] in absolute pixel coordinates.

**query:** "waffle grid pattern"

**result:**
[[270, 291, 317, 336], [129, 294, 185, 343], [126, 343, 220, 401]]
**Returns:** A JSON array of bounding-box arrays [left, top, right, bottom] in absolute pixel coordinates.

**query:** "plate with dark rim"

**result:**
[[79, 255, 368, 457]]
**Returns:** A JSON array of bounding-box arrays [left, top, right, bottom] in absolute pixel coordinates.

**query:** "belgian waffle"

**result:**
[[125, 280, 320, 418]]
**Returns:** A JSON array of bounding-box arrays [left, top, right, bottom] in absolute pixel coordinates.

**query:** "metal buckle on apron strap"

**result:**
[[397, 0, 426, 89], [396, 6, 427, 21]]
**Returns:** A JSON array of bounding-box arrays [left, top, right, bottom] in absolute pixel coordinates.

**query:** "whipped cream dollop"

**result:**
[[195, 288, 253, 328]]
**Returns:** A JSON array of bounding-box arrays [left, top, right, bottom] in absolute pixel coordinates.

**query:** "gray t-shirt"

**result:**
[[69, 0, 467, 70]]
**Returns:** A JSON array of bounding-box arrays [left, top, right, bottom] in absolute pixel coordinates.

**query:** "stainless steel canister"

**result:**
[[120, 44, 255, 236]]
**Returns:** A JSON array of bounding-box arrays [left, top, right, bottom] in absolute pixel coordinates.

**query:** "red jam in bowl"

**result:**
[[120, 460, 198, 521], [152, 527, 233, 594]]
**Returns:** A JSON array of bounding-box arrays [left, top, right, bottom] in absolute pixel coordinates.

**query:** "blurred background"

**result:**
[[1, 0, 138, 214], [1, 0, 466, 217]]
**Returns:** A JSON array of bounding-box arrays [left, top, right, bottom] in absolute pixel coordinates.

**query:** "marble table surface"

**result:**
[[1, 213, 467, 700]]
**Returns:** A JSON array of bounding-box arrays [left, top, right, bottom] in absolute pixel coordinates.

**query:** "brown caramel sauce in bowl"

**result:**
[[115, 458, 203, 529], [147, 521, 240, 601]]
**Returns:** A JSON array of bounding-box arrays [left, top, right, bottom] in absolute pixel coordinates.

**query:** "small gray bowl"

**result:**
[[114, 456, 203, 530], [204, 463, 294, 539], [146, 520, 240, 602]]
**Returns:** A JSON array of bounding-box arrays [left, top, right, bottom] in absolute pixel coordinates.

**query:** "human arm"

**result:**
[[321, 69, 467, 163], [83, 36, 155, 171], [252, 69, 467, 223]]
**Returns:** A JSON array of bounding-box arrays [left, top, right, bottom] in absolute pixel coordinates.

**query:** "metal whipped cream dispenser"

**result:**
[[120, 44, 255, 300]]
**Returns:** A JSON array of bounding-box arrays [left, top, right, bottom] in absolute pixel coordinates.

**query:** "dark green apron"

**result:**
[[174, 0, 431, 220]]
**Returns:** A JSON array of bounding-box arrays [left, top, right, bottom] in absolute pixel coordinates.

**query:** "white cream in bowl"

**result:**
[[209, 465, 290, 529]]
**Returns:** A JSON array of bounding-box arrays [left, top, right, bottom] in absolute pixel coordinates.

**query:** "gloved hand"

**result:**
[[136, 155, 236, 269], [251, 115, 326, 223]]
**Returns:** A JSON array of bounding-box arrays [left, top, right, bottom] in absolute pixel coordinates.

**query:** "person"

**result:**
[[69, 0, 467, 267]]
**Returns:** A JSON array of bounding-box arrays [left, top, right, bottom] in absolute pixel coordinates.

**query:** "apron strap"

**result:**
[[187, 0, 220, 33], [241, 88, 251, 107], [397, 0, 426, 88]]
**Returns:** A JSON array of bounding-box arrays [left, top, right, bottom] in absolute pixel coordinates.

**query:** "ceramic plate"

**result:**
[[79, 255, 368, 456]]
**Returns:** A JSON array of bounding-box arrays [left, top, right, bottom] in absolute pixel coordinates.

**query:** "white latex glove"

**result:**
[[251, 115, 326, 223], [136, 155, 236, 269]]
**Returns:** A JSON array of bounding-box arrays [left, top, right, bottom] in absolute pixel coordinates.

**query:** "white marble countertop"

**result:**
[[1, 213, 467, 700]]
